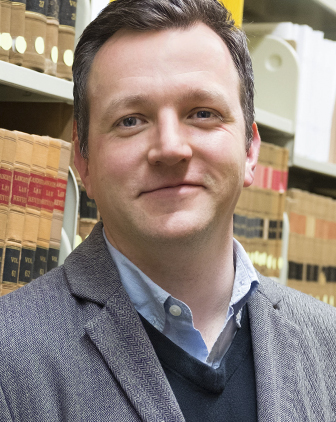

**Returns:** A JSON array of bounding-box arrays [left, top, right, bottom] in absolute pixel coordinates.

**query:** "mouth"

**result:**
[[140, 183, 205, 197]]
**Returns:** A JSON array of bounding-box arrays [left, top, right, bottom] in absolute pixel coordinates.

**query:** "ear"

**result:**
[[243, 122, 261, 188], [73, 121, 94, 198]]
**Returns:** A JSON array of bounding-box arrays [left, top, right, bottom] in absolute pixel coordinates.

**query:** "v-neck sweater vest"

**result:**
[[140, 305, 258, 421]]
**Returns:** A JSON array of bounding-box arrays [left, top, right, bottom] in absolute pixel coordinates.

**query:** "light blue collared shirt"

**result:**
[[103, 229, 259, 368]]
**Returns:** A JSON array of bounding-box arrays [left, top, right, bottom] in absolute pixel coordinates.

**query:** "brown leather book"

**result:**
[[47, 138, 71, 271], [18, 133, 49, 284], [9, 0, 27, 65], [32, 136, 61, 279], [57, 0, 76, 80], [45, 0, 59, 75], [22, 0, 47, 71], [2, 130, 33, 294], [0, 0, 12, 62]]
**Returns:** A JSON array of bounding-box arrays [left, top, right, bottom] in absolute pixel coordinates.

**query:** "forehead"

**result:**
[[87, 22, 241, 107]]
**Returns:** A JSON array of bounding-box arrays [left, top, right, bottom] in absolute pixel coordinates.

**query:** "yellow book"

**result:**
[[218, 0, 244, 27]]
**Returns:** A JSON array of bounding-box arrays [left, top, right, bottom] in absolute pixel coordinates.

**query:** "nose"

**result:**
[[147, 112, 193, 166]]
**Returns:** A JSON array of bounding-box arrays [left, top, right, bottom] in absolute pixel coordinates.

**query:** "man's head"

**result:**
[[73, 0, 255, 159]]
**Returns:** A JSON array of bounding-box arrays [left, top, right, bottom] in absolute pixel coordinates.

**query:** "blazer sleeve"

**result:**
[[0, 382, 13, 421]]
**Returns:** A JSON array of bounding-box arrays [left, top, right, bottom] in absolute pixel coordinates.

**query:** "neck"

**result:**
[[105, 222, 235, 350]]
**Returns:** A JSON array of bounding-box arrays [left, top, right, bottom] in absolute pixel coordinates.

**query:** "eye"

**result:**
[[118, 116, 141, 127], [196, 110, 212, 119]]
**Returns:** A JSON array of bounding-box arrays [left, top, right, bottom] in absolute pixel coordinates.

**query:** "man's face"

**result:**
[[75, 22, 259, 251]]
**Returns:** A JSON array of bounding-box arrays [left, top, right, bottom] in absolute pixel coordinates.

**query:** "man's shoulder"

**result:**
[[0, 265, 71, 316], [257, 274, 336, 330]]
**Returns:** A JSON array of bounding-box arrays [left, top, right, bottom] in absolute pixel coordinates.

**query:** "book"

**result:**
[[78, 183, 98, 242], [0, 0, 12, 62], [45, 0, 59, 75], [18, 133, 49, 284], [32, 136, 61, 279], [57, 0, 77, 80], [47, 138, 71, 271], [22, 0, 47, 72], [286, 189, 336, 305], [0, 129, 17, 288], [9, 0, 27, 65], [2, 130, 33, 294]]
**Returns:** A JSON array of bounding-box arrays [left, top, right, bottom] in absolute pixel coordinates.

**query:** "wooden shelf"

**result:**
[[0, 61, 73, 103]]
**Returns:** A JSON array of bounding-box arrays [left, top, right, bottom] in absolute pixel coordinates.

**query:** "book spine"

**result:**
[[2, 131, 33, 292], [9, 0, 27, 65], [22, 0, 48, 71], [0, 0, 12, 62], [57, 0, 76, 80], [18, 134, 48, 284], [0, 129, 17, 287], [47, 139, 71, 271], [45, 0, 59, 75], [33, 137, 61, 280]]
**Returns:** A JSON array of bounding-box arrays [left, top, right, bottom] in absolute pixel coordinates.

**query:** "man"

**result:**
[[0, 0, 336, 420]]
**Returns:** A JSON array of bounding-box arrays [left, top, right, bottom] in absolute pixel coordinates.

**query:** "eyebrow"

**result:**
[[101, 87, 235, 122]]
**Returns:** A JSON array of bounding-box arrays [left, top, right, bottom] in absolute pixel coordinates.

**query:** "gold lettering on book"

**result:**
[[25, 270, 31, 277], [11, 257, 18, 264], [11, 270, 17, 277], [52, 256, 57, 262], [40, 256, 47, 262], [25, 257, 33, 264], [13, 195, 27, 203], [14, 174, 29, 184], [1, 184, 10, 192], [69, 0, 77, 6], [0, 174, 11, 181], [33, 187, 42, 195]]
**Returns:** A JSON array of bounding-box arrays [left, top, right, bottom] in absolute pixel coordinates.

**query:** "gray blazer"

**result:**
[[0, 221, 335, 421]]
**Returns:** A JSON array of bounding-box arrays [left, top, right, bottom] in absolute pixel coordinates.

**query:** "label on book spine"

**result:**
[[59, 0, 76, 27], [54, 178, 67, 212], [47, 0, 59, 19], [47, 247, 59, 271], [33, 246, 48, 279], [19, 247, 36, 283], [27, 173, 45, 210], [11, 170, 30, 207], [41, 176, 56, 212], [26, 0, 47, 15], [80, 189, 97, 219], [3, 246, 20, 283], [0, 168, 12, 206]]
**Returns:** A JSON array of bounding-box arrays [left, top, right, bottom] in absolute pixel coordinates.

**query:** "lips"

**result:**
[[140, 182, 204, 196]]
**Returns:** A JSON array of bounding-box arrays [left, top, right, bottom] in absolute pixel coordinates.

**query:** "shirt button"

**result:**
[[169, 305, 182, 317]]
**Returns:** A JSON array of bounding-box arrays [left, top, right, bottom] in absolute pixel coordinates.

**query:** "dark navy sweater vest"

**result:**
[[140, 305, 257, 421]]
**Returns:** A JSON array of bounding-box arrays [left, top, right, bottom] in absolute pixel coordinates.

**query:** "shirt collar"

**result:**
[[102, 228, 258, 326]]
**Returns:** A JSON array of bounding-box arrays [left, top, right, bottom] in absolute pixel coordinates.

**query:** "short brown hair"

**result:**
[[73, 0, 254, 158]]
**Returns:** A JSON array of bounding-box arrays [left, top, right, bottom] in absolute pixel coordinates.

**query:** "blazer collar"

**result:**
[[248, 274, 304, 421], [63, 222, 185, 422]]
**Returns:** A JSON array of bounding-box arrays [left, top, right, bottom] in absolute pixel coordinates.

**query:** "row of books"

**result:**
[[0, 128, 71, 296], [234, 141, 288, 278], [77, 183, 99, 244], [244, 22, 336, 165], [0, 0, 77, 79], [286, 189, 336, 306]]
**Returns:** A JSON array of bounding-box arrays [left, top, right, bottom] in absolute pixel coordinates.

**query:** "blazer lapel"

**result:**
[[64, 222, 185, 422], [248, 276, 305, 422]]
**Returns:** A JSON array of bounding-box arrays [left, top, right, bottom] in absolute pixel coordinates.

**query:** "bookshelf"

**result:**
[[0, 62, 78, 265], [244, 0, 336, 297]]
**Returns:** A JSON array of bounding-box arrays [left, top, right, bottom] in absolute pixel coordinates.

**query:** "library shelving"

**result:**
[[243, 0, 336, 297], [0, 62, 78, 266]]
